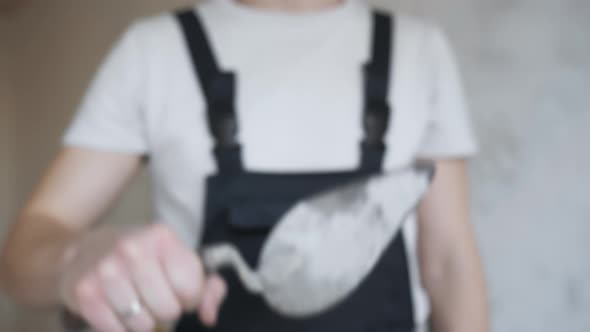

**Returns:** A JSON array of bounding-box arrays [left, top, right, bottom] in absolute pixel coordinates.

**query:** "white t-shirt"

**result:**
[[64, 0, 477, 326]]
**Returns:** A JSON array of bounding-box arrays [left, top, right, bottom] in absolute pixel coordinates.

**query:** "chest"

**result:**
[[146, 16, 429, 176]]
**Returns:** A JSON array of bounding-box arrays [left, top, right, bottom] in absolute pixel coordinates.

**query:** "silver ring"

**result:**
[[119, 299, 144, 320]]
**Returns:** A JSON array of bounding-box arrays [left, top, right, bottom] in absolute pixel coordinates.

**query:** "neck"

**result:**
[[237, 0, 345, 12]]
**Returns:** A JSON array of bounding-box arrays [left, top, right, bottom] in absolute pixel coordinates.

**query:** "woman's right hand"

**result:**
[[58, 223, 227, 332]]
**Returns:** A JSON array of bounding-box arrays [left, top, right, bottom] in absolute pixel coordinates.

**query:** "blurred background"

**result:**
[[0, 0, 589, 331]]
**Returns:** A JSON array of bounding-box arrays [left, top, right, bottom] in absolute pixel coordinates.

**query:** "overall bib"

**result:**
[[175, 9, 416, 332]]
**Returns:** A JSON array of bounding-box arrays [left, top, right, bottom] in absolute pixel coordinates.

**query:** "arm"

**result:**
[[0, 147, 226, 331], [417, 159, 489, 332], [0, 147, 142, 305]]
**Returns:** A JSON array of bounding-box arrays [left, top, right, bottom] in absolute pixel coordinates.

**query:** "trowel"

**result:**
[[201, 164, 434, 318]]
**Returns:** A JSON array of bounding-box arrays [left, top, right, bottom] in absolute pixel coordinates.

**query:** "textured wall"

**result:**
[[412, 1, 590, 331], [1, 0, 589, 331]]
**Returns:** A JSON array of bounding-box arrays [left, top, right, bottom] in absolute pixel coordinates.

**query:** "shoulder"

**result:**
[[367, 7, 445, 45], [379, 11, 457, 86], [121, 2, 233, 53], [391, 13, 449, 61], [117, 9, 203, 71], [363, 7, 452, 69], [124, 11, 182, 47]]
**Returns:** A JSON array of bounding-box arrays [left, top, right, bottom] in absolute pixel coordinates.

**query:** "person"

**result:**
[[0, 0, 489, 331]]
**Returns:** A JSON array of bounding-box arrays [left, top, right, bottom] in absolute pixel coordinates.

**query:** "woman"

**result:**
[[0, 0, 488, 331]]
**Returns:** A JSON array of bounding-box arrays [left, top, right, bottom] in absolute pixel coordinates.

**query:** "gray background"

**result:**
[[0, 0, 588, 331]]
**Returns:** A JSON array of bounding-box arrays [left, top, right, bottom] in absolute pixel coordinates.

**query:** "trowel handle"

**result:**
[[200, 243, 264, 294]]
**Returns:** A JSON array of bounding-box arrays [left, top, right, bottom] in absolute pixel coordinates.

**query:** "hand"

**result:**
[[58, 223, 227, 332]]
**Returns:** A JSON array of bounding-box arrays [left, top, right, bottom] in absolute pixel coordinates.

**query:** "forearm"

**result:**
[[0, 148, 141, 308], [425, 245, 489, 332], [0, 214, 78, 307], [416, 160, 489, 331]]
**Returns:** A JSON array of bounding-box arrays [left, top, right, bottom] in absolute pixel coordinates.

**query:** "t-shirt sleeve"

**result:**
[[416, 26, 478, 159], [63, 22, 149, 154]]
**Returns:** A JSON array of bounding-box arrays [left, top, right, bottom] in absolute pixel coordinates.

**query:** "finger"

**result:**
[[98, 258, 156, 332], [74, 274, 126, 332], [197, 274, 228, 327], [159, 231, 205, 310], [120, 232, 182, 323]]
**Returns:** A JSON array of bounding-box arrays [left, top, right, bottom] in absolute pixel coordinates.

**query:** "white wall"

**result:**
[[397, 0, 590, 331]]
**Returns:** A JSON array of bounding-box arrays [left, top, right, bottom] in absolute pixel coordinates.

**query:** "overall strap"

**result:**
[[360, 12, 394, 172], [177, 10, 243, 173]]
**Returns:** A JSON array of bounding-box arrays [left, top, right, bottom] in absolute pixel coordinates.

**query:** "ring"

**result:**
[[119, 299, 144, 320]]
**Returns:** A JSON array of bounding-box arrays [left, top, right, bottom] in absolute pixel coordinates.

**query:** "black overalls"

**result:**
[[175, 9, 416, 332]]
